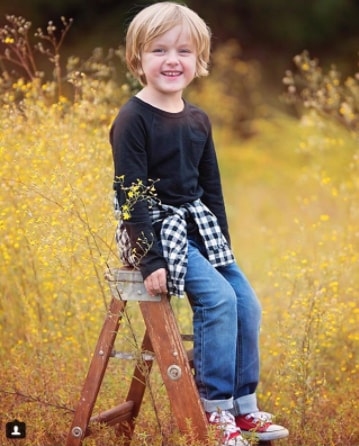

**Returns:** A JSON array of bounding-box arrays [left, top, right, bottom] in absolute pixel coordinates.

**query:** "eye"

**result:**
[[152, 48, 165, 54], [179, 48, 193, 55]]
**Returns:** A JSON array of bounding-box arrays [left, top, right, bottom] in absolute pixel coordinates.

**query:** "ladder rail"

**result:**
[[66, 297, 125, 446], [140, 297, 208, 442]]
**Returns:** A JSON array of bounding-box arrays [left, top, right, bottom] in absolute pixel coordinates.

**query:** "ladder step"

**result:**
[[90, 401, 135, 427], [105, 267, 161, 302], [110, 349, 194, 367], [110, 350, 155, 361]]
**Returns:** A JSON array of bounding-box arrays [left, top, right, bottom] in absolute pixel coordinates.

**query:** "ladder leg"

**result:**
[[66, 297, 126, 446], [140, 296, 208, 442], [115, 329, 154, 443]]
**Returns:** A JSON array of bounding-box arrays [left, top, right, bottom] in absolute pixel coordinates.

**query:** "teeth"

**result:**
[[163, 71, 180, 76]]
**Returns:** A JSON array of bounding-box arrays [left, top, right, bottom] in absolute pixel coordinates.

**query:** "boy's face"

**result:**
[[140, 25, 197, 99]]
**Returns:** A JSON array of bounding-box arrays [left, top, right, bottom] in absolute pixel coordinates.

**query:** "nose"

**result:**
[[165, 49, 179, 65]]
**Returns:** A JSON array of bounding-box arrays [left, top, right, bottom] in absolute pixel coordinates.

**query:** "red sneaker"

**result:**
[[235, 411, 289, 441], [207, 410, 249, 446]]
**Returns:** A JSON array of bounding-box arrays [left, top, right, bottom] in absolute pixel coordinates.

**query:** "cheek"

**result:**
[[187, 58, 198, 76], [142, 58, 160, 75]]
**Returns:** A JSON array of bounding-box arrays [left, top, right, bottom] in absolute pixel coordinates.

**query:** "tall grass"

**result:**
[[218, 112, 358, 446], [1, 17, 358, 445]]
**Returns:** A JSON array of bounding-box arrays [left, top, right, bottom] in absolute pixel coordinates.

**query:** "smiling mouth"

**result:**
[[162, 71, 182, 77]]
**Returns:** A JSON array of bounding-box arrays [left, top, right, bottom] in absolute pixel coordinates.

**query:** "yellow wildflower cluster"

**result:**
[[283, 50, 359, 132], [0, 42, 143, 441], [115, 176, 159, 221], [0, 94, 118, 354], [232, 116, 358, 445]]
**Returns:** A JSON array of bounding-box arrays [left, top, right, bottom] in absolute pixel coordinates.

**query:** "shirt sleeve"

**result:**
[[110, 108, 167, 279]]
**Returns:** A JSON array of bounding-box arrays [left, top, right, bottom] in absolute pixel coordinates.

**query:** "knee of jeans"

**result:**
[[191, 280, 237, 315], [215, 282, 238, 314]]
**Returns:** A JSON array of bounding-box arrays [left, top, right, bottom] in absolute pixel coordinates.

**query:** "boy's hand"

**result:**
[[144, 268, 168, 297]]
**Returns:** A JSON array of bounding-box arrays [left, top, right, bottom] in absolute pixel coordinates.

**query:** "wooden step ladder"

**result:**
[[65, 267, 272, 446]]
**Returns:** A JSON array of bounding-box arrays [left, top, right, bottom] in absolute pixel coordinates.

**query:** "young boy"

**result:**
[[110, 2, 289, 445]]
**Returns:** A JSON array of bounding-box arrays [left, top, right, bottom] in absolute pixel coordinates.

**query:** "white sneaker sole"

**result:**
[[242, 427, 289, 441]]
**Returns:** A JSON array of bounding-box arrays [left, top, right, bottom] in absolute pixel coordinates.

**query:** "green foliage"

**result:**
[[232, 0, 358, 47], [283, 50, 359, 133], [5, 0, 359, 53]]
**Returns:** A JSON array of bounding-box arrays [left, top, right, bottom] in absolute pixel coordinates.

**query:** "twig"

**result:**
[[0, 389, 74, 413]]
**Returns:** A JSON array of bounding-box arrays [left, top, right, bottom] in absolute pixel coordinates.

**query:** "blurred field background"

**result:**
[[0, 1, 358, 445]]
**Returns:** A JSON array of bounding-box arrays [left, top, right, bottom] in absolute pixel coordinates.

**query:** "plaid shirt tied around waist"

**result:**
[[115, 198, 235, 298]]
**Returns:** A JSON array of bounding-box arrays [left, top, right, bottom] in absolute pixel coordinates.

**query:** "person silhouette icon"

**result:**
[[11, 424, 21, 436], [6, 419, 26, 438]]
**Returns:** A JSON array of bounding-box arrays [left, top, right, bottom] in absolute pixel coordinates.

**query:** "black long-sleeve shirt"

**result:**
[[110, 96, 230, 279]]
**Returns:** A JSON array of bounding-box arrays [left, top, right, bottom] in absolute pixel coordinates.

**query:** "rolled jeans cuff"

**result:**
[[233, 393, 258, 416], [201, 396, 234, 413]]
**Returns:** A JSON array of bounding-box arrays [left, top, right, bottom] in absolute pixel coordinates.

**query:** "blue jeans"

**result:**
[[185, 235, 262, 415]]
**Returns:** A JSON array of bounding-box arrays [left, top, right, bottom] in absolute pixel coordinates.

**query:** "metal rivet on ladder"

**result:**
[[71, 426, 83, 438], [167, 364, 182, 380]]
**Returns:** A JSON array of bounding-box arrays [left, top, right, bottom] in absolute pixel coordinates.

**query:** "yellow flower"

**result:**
[[320, 214, 330, 222]]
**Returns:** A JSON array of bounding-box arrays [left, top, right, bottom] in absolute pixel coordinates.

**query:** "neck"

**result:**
[[136, 88, 184, 113]]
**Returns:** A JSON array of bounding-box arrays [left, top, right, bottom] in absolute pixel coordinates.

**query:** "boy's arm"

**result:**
[[110, 109, 168, 280]]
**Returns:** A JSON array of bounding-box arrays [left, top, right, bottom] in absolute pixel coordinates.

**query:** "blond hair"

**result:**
[[126, 2, 211, 85]]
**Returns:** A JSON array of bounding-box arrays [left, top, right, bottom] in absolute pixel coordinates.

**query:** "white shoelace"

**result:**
[[208, 410, 239, 438], [247, 411, 272, 421]]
